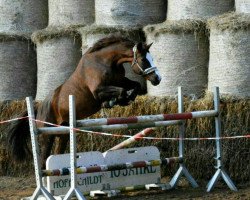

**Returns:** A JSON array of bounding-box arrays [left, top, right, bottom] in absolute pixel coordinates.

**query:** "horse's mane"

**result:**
[[87, 36, 134, 53]]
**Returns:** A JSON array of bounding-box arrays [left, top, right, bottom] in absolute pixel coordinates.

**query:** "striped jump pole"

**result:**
[[38, 120, 182, 134], [42, 157, 183, 177], [37, 108, 217, 135], [108, 128, 155, 151], [76, 111, 218, 127]]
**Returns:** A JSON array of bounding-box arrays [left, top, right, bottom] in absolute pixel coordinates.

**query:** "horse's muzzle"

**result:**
[[148, 71, 162, 86]]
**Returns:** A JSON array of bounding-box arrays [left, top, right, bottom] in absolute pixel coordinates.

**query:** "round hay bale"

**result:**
[[235, 0, 250, 13], [0, 0, 48, 35], [79, 25, 147, 94], [207, 13, 250, 98], [144, 20, 209, 98], [167, 0, 234, 20], [95, 0, 167, 27], [0, 35, 37, 100], [49, 0, 95, 27], [32, 26, 82, 100]]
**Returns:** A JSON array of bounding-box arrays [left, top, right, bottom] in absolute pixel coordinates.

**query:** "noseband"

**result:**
[[131, 45, 157, 76]]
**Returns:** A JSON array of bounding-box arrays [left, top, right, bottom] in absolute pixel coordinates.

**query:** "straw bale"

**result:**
[[0, 0, 48, 35], [0, 36, 37, 100], [167, 0, 234, 20], [144, 20, 209, 98], [95, 0, 167, 27], [79, 25, 147, 93], [235, 0, 250, 13], [0, 97, 249, 181], [207, 13, 250, 98], [49, 0, 94, 27], [32, 27, 82, 100]]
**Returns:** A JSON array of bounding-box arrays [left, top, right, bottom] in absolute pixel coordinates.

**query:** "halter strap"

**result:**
[[131, 45, 157, 76]]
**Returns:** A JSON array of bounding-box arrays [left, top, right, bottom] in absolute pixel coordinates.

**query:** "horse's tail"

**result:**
[[7, 105, 38, 162], [7, 91, 55, 163]]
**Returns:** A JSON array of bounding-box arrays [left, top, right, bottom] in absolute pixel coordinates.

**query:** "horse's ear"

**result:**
[[136, 42, 143, 52], [146, 43, 153, 51]]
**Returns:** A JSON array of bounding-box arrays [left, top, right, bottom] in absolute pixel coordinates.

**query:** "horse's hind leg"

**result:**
[[54, 135, 69, 155], [40, 134, 55, 168], [54, 122, 69, 155]]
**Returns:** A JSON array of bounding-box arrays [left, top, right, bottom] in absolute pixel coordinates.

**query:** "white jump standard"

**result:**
[[25, 86, 237, 200]]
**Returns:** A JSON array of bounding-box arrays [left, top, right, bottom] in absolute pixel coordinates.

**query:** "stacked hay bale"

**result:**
[[0, 34, 37, 100], [207, 13, 250, 98], [48, 0, 94, 27], [143, 0, 236, 97], [235, 0, 250, 13], [32, 27, 82, 100], [144, 21, 209, 98], [95, 0, 167, 27], [34, 0, 95, 100], [0, 0, 48, 100], [0, 0, 48, 34], [78, 25, 147, 93], [167, 0, 234, 20]]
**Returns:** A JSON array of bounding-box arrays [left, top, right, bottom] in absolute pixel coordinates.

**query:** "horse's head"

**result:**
[[131, 42, 161, 86]]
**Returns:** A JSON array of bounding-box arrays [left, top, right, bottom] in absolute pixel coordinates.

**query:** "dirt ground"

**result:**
[[0, 176, 250, 200]]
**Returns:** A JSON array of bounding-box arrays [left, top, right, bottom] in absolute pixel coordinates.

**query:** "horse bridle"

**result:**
[[131, 45, 157, 76]]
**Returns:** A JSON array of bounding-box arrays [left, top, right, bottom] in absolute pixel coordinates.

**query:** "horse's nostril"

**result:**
[[157, 76, 161, 83]]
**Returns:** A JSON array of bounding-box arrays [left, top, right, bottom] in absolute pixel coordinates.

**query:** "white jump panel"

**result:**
[[46, 151, 104, 196], [46, 147, 160, 196], [103, 146, 161, 189]]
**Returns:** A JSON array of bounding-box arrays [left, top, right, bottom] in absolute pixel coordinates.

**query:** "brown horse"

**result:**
[[7, 36, 161, 167]]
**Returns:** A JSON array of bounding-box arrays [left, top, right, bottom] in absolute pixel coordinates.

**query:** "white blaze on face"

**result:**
[[146, 53, 161, 81], [146, 53, 155, 68]]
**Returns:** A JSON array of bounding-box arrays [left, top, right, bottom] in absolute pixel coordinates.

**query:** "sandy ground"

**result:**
[[0, 176, 250, 200]]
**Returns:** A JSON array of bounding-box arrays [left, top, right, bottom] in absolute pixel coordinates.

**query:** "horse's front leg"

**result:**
[[93, 86, 128, 108], [117, 77, 142, 103]]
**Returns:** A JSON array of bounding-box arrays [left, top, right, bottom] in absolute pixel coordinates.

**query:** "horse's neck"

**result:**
[[96, 44, 134, 66]]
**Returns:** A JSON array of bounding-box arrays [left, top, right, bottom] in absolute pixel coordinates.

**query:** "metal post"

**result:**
[[169, 87, 198, 188], [26, 97, 55, 200], [63, 95, 86, 200], [206, 87, 237, 192]]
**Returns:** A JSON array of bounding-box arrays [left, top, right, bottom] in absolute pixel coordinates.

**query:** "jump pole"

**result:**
[[206, 87, 237, 192], [63, 95, 86, 200], [169, 87, 198, 188], [37, 109, 217, 134], [107, 128, 156, 151], [26, 97, 55, 200], [42, 157, 183, 177]]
